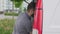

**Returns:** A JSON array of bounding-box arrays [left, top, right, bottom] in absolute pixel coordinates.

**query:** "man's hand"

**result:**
[[30, 32, 32, 34]]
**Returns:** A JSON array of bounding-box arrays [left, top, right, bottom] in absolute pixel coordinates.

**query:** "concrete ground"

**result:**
[[0, 14, 18, 19]]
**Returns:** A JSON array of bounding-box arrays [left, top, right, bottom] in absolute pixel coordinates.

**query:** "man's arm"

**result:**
[[30, 32, 32, 34], [25, 20, 32, 34]]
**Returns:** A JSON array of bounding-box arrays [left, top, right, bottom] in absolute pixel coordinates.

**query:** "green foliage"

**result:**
[[4, 12, 19, 16], [11, 0, 23, 2], [11, 0, 23, 8], [14, 1, 23, 8], [0, 19, 15, 34]]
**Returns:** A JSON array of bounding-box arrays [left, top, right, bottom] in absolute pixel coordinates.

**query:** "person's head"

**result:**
[[27, 2, 36, 17]]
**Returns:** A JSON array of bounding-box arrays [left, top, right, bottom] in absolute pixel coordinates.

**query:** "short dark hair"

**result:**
[[27, 2, 36, 11]]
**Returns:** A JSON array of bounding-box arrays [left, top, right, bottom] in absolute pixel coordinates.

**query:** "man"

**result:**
[[12, 2, 36, 34]]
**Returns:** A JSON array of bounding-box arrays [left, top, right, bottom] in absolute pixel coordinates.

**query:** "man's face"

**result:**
[[30, 9, 35, 17]]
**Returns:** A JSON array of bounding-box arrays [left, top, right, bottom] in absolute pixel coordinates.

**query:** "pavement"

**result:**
[[0, 14, 18, 19]]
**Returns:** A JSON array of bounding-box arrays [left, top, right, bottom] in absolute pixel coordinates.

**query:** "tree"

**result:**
[[11, 0, 23, 8], [11, 0, 29, 8], [10, 0, 29, 19], [10, 0, 23, 20]]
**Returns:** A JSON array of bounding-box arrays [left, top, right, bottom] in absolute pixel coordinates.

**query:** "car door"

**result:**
[[43, 0, 60, 34]]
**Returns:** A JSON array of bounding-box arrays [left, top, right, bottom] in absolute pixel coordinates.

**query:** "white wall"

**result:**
[[43, 0, 60, 34]]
